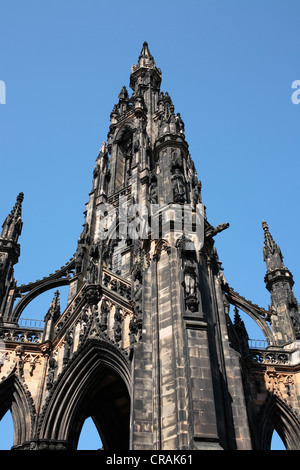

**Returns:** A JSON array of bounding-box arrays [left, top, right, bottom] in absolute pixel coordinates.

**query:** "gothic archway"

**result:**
[[0, 373, 34, 447], [38, 339, 131, 450], [257, 394, 300, 450]]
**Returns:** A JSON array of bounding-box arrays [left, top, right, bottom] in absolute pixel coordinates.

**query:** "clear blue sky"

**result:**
[[1, 0, 298, 450]]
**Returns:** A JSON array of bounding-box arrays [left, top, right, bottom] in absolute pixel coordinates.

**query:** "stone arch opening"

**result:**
[[71, 366, 130, 450], [258, 395, 300, 450], [0, 374, 33, 448], [115, 124, 135, 188], [39, 340, 131, 450]]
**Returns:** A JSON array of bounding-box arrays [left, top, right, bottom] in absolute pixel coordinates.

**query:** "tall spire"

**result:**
[[1, 192, 24, 243], [262, 220, 300, 343], [130, 41, 161, 92], [262, 220, 284, 271], [0, 193, 24, 319]]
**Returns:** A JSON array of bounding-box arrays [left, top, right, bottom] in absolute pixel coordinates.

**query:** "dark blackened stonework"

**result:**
[[0, 43, 299, 450]]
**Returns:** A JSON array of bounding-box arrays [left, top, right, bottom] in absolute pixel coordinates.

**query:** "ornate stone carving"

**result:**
[[46, 356, 57, 391], [205, 222, 229, 239], [87, 242, 100, 284], [84, 284, 102, 305]]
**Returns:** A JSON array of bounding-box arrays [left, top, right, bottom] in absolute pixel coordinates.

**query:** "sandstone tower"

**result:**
[[0, 43, 299, 450]]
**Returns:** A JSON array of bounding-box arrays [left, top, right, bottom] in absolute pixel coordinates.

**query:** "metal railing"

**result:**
[[18, 318, 44, 330], [248, 338, 268, 349]]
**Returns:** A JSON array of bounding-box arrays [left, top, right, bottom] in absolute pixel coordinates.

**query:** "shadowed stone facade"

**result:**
[[0, 43, 299, 450]]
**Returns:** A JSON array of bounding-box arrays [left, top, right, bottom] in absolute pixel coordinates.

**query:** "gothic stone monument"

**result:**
[[0, 43, 299, 450]]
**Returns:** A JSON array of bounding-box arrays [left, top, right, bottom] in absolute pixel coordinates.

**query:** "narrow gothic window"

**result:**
[[116, 127, 133, 189]]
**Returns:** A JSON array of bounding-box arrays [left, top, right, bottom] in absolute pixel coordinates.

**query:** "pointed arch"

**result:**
[[154, 239, 170, 261], [0, 373, 34, 447], [115, 122, 136, 144], [38, 339, 131, 450], [257, 394, 300, 450], [114, 123, 136, 188]]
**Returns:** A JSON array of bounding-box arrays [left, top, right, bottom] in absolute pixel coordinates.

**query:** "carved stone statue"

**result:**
[[133, 280, 143, 317], [87, 242, 100, 284], [100, 298, 109, 332], [46, 357, 57, 391], [171, 168, 185, 203], [149, 173, 158, 204], [114, 306, 123, 343], [184, 272, 196, 296], [170, 148, 183, 171]]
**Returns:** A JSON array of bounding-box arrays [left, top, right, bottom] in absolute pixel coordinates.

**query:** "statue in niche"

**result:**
[[170, 148, 183, 172], [46, 357, 57, 391], [133, 280, 143, 318], [79, 308, 89, 340], [171, 168, 185, 203], [183, 265, 199, 314], [149, 173, 158, 204], [177, 235, 199, 314], [100, 298, 109, 332], [75, 223, 90, 274], [129, 317, 138, 347], [192, 180, 202, 206], [114, 306, 123, 343], [63, 331, 73, 364], [75, 244, 85, 275], [184, 271, 196, 296], [87, 242, 100, 284], [129, 315, 143, 351], [132, 247, 148, 282]]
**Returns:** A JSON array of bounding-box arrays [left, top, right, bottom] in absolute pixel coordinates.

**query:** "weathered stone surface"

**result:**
[[0, 43, 299, 451]]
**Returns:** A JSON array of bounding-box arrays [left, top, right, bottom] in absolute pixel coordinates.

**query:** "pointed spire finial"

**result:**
[[1, 192, 24, 242], [262, 220, 284, 271], [138, 41, 155, 67], [118, 85, 129, 101], [130, 42, 161, 91], [45, 290, 61, 322]]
